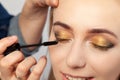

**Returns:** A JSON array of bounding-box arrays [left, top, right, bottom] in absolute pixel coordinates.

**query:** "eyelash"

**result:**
[[91, 42, 114, 51], [56, 38, 71, 43], [54, 32, 72, 44]]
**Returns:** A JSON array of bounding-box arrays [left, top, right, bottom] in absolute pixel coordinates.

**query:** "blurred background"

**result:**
[[0, 0, 25, 15]]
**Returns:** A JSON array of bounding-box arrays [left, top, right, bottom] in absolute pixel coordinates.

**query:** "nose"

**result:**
[[66, 41, 86, 69]]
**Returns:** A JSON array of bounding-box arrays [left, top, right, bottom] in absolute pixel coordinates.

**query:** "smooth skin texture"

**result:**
[[49, 0, 120, 80]]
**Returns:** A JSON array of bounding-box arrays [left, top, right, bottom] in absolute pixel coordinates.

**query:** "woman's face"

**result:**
[[49, 0, 120, 80]]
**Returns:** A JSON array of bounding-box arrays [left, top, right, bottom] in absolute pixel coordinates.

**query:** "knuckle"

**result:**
[[27, 56, 37, 64], [19, 52, 24, 58], [32, 69, 41, 76], [14, 51, 24, 59], [17, 64, 28, 73]]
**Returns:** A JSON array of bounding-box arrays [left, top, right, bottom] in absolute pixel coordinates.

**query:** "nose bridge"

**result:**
[[66, 40, 86, 68]]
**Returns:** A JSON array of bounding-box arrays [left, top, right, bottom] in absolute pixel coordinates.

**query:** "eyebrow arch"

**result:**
[[88, 29, 117, 38], [53, 21, 72, 30]]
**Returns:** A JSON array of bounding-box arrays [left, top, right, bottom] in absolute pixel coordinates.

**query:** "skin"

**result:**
[[0, 36, 47, 80], [49, 0, 120, 80], [0, 0, 58, 80], [0, 0, 120, 80], [19, 0, 58, 50]]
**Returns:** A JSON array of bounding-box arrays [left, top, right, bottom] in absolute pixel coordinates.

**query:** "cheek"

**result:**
[[49, 29, 72, 67], [87, 50, 120, 77], [49, 31, 67, 66], [48, 45, 70, 79], [49, 44, 70, 67]]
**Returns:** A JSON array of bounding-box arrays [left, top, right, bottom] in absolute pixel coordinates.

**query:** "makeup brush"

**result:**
[[4, 41, 58, 56]]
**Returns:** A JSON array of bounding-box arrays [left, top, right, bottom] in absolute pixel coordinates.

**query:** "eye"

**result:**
[[91, 42, 114, 51], [57, 38, 71, 43], [90, 36, 114, 51], [54, 32, 72, 44]]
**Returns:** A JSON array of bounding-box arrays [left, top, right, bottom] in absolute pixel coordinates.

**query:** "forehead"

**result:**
[[53, 0, 120, 32], [54, 0, 120, 13], [53, 0, 120, 25]]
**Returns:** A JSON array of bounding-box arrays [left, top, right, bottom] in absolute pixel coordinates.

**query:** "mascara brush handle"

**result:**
[[4, 43, 20, 56], [3, 41, 58, 56]]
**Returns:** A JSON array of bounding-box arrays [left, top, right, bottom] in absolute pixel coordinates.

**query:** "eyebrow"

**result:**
[[88, 29, 117, 38], [53, 21, 72, 30], [53, 21, 117, 38]]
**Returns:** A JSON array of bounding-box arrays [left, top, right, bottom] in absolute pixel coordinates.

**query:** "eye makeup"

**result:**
[[53, 22, 73, 43], [90, 35, 114, 51], [54, 31, 72, 43]]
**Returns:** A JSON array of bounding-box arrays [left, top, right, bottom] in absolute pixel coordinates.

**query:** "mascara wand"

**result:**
[[4, 41, 58, 56]]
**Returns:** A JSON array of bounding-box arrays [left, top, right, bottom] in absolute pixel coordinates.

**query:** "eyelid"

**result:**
[[90, 35, 113, 44], [53, 30, 73, 44], [55, 32, 72, 39], [86, 34, 117, 45], [91, 42, 114, 51], [53, 26, 74, 37], [91, 41, 114, 48], [89, 35, 115, 51]]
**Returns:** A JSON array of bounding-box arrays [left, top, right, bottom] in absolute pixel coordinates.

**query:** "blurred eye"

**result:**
[[90, 36, 114, 51], [55, 32, 72, 44]]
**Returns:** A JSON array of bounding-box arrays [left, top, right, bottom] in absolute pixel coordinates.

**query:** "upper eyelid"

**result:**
[[88, 35, 118, 50]]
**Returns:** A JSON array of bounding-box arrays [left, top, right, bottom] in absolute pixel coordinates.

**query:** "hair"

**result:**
[[48, 69, 55, 80]]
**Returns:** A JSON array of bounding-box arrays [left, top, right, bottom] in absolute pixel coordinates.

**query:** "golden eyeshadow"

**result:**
[[90, 36, 114, 48], [55, 31, 72, 39]]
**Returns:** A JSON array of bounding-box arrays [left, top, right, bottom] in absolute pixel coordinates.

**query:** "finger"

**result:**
[[27, 56, 47, 80], [16, 56, 36, 77], [37, 0, 59, 7], [0, 51, 24, 77], [45, 0, 59, 7], [0, 36, 18, 55]]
